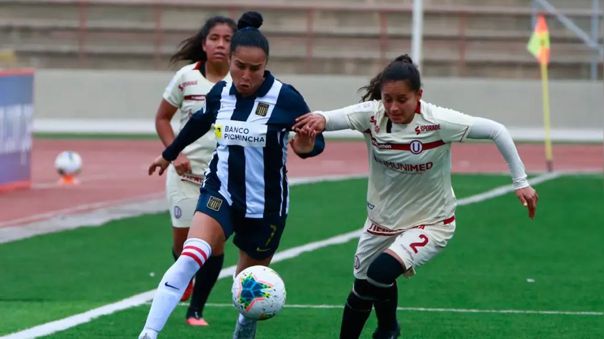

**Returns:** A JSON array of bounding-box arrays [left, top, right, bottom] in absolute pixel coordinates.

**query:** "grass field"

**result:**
[[1, 174, 603, 338]]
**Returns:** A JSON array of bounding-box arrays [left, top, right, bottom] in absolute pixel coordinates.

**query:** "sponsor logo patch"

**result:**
[[207, 196, 223, 211], [214, 124, 223, 139], [255, 102, 270, 116], [415, 124, 441, 135], [354, 255, 360, 270]]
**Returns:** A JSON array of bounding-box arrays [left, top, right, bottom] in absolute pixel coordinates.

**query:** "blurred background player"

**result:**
[[294, 54, 538, 339], [140, 11, 325, 339], [154, 15, 236, 327]]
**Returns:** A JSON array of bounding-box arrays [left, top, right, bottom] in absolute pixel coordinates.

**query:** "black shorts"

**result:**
[[196, 188, 287, 260]]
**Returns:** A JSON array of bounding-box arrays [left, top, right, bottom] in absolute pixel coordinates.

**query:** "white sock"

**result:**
[[140, 238, 211, 334]]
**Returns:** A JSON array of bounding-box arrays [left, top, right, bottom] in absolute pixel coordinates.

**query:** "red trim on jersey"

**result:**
[[184, 94, 206, 101], [371, 137, 445, 151], [366, 215, 455, 236], [193, 62, 202, 70], [183, 245, 208, 262], [415, 101, 421, 114], [443, 215, 456, 224]]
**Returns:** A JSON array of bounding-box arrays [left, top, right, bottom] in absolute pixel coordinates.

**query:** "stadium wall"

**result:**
[[33, 69, 603, 141]]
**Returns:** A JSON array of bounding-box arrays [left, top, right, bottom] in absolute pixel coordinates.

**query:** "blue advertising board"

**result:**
[[0, 69, 34, 191]]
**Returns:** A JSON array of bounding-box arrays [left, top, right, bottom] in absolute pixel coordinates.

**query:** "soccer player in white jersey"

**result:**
[[294, 54, 539, 339], [154, 16, 236, 327], [139, 12, 324, 339]]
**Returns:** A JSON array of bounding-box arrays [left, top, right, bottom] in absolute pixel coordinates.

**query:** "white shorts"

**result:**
[[166, 166, 203, 228], [353, 217, 456, 279]]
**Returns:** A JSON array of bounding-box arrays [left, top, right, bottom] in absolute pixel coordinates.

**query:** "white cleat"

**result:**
[[233, 315, 257, 339]]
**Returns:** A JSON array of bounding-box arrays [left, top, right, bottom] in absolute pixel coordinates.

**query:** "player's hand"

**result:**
[[289, 128, 316, 155], [148, 155, 170, 176], [293, 113, 326, 134], [515, 186, 538, 219], [173, 153, 192, 176]]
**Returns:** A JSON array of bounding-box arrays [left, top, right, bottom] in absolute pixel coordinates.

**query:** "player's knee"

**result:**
[[366, 252, 405, 287]]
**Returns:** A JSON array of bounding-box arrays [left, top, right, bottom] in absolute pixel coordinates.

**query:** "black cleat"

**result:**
[[372, 323, 401, 339]]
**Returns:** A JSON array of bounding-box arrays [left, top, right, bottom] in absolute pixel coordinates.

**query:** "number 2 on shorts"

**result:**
[[409, 234, 429, 253]]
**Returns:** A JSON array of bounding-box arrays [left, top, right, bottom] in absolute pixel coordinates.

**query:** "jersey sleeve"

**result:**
[[162, 68, 185, 108], [467, 117, 529, 189], [317, 101, 378, 132], [162, 81, 224, 161], [280, 84, 311, 120], [431, 105, 477, 143], [280, 84, 325, 158]]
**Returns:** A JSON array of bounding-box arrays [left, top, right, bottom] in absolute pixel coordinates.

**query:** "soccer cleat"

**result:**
[[138, 329, 158, 339], [372, 323, 401, 339], [186, 309, 209, 326], [180, 280, 194, 302], [233, 315, 257, 339]]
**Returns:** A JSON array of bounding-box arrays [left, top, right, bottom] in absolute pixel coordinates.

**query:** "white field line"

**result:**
[[0, 173, 563, 339], [199, 303, 603, 317]]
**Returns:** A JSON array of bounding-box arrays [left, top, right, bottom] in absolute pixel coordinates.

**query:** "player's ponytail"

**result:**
[[360, 54, 421, 102], [231, 11, 269, 58]]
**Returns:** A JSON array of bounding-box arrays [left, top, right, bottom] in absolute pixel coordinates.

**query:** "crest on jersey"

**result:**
[[207, 196, 223, 211], [410, 140, 423, 154], [255, 102, 270, 117]]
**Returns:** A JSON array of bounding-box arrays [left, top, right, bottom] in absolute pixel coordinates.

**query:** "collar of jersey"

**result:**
[[229, 70, 275, 98]]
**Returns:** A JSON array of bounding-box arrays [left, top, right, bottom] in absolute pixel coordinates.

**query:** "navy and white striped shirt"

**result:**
[[163, 71, 324, 218]]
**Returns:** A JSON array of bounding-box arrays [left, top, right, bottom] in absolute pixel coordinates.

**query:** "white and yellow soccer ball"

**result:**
[[232, 265, 286, 320], [54, 151, 82, 176]]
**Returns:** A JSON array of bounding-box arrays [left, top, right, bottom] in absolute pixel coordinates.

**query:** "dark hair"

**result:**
[[230, 11, 269, 58], [170, 16, 236, 64], [360, 54, 421, 101]]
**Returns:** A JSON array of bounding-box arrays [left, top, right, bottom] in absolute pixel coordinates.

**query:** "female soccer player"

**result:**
[[154, 15, 236, 327], [139, 11, 324, 339], [294, 54, 538, 339]]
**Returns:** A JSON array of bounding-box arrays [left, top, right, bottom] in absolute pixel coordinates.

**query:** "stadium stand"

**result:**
[[0, 0, 601, 78]]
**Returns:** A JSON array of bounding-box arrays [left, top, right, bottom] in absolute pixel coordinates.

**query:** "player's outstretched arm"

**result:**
[[466, 117, 538, 219]]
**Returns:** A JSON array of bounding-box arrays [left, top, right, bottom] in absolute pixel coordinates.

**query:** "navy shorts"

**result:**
[[196, 188, 287, 260]]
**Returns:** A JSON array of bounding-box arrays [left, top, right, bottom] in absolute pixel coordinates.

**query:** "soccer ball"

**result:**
[[54, 151, 82, 176], [232, 265, 286, 320]]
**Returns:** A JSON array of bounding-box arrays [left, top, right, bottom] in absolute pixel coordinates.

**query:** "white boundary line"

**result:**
[[199, 303, 603, 317], [0, 173, 568, 338]]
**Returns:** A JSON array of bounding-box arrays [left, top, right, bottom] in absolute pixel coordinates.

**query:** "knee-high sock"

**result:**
[[141, 238, 211, 333], [373, 282, 398, 331], [339, 280, 373, 339], [189, 254, 224, 315], [366, 253, 405, 332]]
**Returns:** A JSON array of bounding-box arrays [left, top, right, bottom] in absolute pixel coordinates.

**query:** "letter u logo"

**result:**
[[410, 140, 423, 154]]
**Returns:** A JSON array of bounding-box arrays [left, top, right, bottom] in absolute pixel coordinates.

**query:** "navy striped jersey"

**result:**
[[163, 71, 325, 218]]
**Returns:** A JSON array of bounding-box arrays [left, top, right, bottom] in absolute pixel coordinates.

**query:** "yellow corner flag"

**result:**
[[528, 14, 553, 172], [527, 14, 550, 65]]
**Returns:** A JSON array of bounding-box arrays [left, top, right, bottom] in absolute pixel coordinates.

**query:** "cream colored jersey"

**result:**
[[325, 100, 476, 231], [163, 62, 231, 175]]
